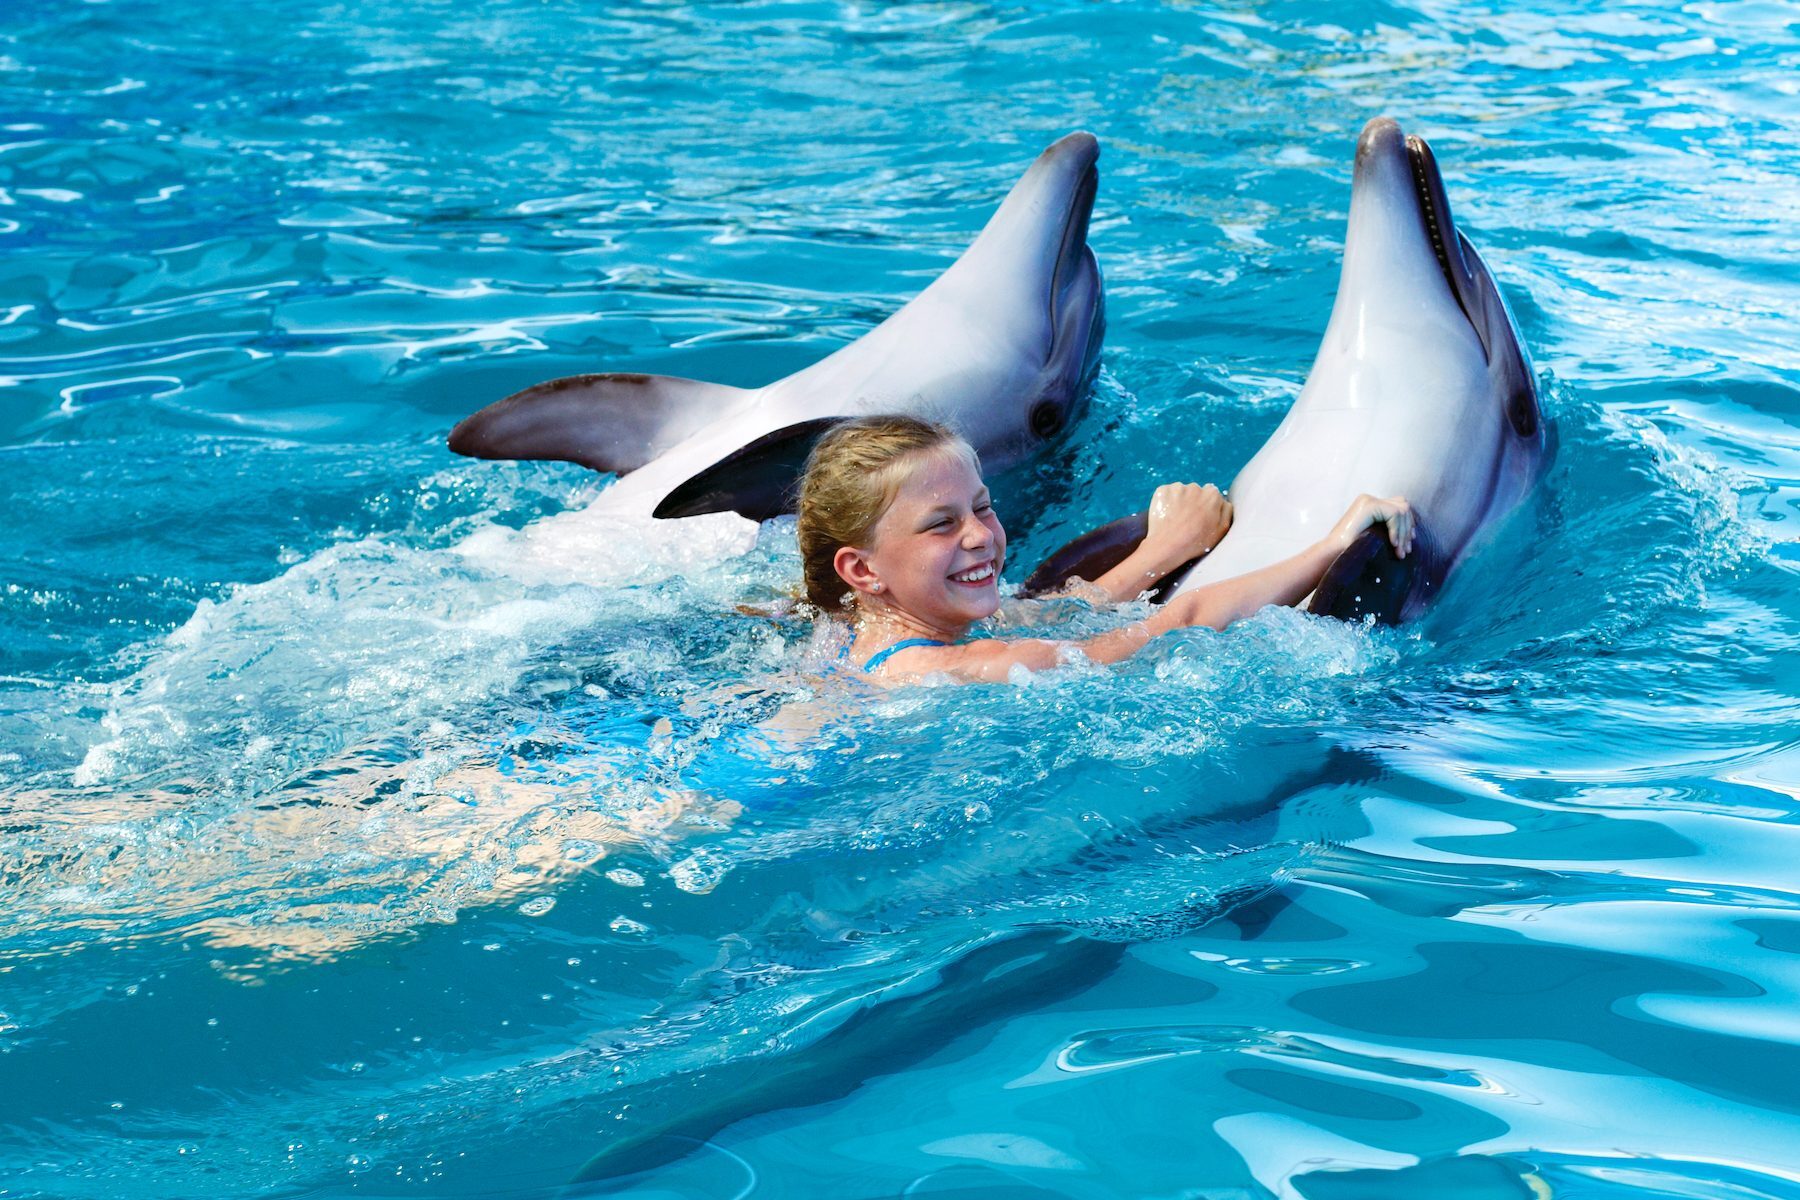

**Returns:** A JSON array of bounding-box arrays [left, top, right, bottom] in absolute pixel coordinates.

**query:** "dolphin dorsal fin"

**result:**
[[447, 373, 750, 475], [653, 417, 851, 521]]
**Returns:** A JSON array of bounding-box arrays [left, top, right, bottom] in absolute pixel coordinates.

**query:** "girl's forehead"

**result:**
[[891, 448, 984, 505]]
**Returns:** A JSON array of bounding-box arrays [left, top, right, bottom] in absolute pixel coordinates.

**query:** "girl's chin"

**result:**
[[955, 590, 1002, 620]]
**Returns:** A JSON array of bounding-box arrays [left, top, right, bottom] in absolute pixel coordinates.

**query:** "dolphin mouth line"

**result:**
[[1047, 162, 1100, 344], [1403, 133, 1481, 343], [1405, 139, 1458, 302]]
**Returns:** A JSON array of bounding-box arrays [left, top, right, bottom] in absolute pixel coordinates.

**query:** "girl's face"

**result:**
[[857, 448, 1006, 632]]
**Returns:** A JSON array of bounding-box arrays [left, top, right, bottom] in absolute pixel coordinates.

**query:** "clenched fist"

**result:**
[[1143, 482, 1233, 567]]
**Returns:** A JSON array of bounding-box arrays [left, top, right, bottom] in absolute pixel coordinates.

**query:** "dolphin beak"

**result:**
[[1351, 120, 1458, 300], [1349, 117, 1542, 441], [1400, 129, 1485, 344], [1044, 135, 1104, 421], [965, 131, 1101, 309], [1053, 148, 1100, 311], [1348, 118, 1488, 356], [1043, 130, 1101, 193], [1023, 132, 1101, 316]]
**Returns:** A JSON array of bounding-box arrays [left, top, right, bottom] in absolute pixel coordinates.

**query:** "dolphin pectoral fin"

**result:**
[[1308, 522, 1445, 625], [1021, 512, 1148, 598], [1019, 512, 1202, 603], [447, 373, 748, 474], [653, 417, 851, 521]]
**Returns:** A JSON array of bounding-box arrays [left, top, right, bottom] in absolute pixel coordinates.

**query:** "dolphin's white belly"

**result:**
[[1174, 330, 1505, 596]]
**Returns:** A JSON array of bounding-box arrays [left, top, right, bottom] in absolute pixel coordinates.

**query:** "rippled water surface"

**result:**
[[4, 1, 1799, 1196]]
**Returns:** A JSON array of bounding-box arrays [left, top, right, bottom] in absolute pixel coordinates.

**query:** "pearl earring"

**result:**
[[871, 582, 883, 592]]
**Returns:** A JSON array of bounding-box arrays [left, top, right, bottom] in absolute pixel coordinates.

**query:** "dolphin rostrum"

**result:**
[[1027, 117, 1546, 622], [449, 133, 1105, 522]]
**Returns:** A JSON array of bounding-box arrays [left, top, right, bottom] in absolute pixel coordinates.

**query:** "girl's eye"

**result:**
[[975, 502, 993, 514]]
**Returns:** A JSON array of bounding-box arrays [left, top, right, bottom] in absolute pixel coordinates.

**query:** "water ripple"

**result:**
[[3, 0, 1800, 1195]]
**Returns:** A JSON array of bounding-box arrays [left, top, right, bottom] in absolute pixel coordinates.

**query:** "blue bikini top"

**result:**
[[856, 637, 949, 673]]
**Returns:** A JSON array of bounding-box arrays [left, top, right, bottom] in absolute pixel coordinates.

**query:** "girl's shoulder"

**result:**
[[872, 634, 1073, 683], [859, 637, 951, 674]]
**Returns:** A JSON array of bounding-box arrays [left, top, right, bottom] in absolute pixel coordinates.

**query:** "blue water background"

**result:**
[[3, 0, 1799, 1196]]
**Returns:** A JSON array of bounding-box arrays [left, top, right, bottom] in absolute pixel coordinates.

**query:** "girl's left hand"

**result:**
[[1143, 482, 1233, 565], [1330, 494, 1414, 558]]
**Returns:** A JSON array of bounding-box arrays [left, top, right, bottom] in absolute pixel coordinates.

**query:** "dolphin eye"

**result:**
[[1030, 400, 1064, 439]]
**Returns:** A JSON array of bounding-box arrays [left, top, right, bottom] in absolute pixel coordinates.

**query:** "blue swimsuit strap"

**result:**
[[860, 637, 949, 673]]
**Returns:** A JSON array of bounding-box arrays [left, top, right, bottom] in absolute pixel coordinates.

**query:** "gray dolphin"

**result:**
[[1028, 117, 1546, 622], [448, 133, 1104, 521]]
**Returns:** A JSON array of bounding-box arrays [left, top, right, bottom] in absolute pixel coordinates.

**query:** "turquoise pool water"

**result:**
[[4, 1, 1799, 1196]]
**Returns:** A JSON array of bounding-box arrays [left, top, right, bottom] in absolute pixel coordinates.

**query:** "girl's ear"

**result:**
[[833, 545, 882, 597]]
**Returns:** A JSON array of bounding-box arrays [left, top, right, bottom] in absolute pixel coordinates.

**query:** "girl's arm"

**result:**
[[1160, 493, 1413, 630], [1086, 483, 1233, 602], [895, 495, 1413, 683]]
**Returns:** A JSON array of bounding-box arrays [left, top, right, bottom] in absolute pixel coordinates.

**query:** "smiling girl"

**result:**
[[798, 416, 1412, 684]]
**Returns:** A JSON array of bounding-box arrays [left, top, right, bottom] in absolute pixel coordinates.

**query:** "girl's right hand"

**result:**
[[1143, 482, 1233, 565], [1330, 494, 1415, 558]]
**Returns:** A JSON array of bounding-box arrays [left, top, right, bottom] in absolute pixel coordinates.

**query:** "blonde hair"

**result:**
[[796, 415, 974, 613]]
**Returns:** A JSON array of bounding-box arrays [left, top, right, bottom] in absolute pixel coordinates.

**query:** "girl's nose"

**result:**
[[960, 514, 992, 548]]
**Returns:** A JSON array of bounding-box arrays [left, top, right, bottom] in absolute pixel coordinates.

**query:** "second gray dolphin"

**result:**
[[1029, 117, 1546, 622], [449, 133, 1105, 522]]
